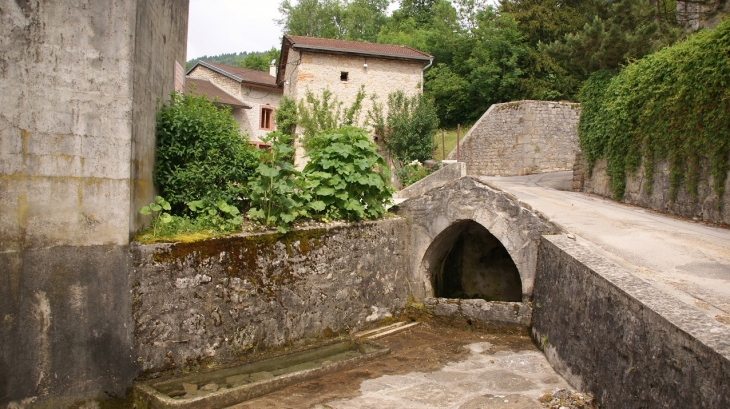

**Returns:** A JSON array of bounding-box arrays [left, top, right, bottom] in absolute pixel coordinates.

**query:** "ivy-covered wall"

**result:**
[[577, 20, 730, 224], [132, 219, 409, 375]]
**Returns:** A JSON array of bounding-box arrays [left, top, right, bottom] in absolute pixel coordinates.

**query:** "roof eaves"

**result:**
[[194, 61, 244, 82], [291, 44, 432, 61]]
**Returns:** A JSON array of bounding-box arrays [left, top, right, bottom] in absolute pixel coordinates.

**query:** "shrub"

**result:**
[[154, 91, 259, 213], [369, 91, 439, 164], [297, 87, 366, 150], [397, 160, 436, 187], [303, 126, 392, 221]]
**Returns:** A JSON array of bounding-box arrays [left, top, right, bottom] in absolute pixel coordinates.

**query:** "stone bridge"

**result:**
[[395, 177, 562, 302]]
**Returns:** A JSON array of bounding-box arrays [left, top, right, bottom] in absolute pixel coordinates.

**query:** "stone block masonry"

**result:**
[[532, 235, 730, 408], [132, 220, 410, 375], [449, 101, 580, 177], [580, 157, 730, 225]]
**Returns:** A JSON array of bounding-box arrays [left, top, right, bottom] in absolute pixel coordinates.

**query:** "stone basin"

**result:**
[[133, 339, 389, 409]]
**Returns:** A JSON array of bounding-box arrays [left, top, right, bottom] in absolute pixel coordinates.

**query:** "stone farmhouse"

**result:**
[[186, 35, 433, 156], [186, 61, 282, 149]]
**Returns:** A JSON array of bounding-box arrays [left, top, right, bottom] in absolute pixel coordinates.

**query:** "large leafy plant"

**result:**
[[303, 127, 392, 221], [247, 132, 313, 233]]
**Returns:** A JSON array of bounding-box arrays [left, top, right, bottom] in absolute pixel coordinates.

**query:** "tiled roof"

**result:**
[[184, 77, 251, 108], [285, 35, 432, 61], [191, 61, 279, 88]]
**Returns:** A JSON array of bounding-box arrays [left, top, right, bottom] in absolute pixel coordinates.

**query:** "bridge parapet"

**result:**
[[394, 176, 563, 302]]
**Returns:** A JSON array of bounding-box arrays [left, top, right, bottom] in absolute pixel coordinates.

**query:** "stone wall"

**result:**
[[581, 157, 730, 225], [448, 101, 580, 177], [394, 177, 563, 301], [0, 1, 188, 405], [131, 220, 410, 374], [533, 235, 730, 408], [394, 162, 466, 200]]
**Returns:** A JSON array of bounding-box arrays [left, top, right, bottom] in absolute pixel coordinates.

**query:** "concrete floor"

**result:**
[[481, 171, 730, 325], [228, 325, 580, 409]]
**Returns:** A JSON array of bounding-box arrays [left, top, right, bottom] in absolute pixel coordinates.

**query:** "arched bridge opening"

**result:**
[[425, 220, 522, 302]]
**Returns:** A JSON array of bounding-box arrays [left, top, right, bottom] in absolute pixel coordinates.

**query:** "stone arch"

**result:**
[[395, 177, 562, 301], [423, 219, 522, 301]]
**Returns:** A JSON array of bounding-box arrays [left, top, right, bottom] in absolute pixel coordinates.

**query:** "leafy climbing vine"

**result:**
[[578, 20, 730, 202]]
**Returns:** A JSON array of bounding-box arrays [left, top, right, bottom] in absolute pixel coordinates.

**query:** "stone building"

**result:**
[[186, 61, 282, 146], [188, 36, 432, 159], [277, 35, 432, 164]]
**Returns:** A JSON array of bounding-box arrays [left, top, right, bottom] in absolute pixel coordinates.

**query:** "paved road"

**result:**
[[481, 171, 730, 325]]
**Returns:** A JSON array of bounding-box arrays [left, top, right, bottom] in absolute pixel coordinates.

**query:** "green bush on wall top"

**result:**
[[154, 91, 259, 213], [578, 20, 730, 202]]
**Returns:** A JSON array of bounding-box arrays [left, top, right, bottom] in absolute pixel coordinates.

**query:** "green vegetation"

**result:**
[[247, 127, 392, 233], [297, 87, 366, 148], [247, 132, 310, 233], [432, 125, 473, 161], [397, 161, 437, 187], [238, 47, 280, 71], [368, 91, 439, 164], [276, 0, 687, 127], [578, 20, 730, 201], [154, 90, 259, 214], [303, 126, 392, 221]]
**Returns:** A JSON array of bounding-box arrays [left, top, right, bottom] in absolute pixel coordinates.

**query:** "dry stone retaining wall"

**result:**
[[449, 101, 580, 176], [579, 157, 730, 225], [132, 220, 410, 374]]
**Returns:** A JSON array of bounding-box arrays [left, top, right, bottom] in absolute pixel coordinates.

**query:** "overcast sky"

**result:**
[[186, 0, 285, 60]]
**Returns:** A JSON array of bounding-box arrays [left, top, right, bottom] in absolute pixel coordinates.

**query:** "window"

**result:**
[[340, 71, 349, 82], [260, 106, 274, 130]]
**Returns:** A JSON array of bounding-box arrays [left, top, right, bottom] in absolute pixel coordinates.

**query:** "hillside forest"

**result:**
[[189, 0, 699, 128]]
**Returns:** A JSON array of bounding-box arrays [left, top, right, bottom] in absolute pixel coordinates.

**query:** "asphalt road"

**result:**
[[481, 171, 730, 325]]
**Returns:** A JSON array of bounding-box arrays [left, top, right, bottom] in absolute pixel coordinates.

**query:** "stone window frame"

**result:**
[[260, 105, 275, 130]]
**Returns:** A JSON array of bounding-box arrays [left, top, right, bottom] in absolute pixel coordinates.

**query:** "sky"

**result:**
[[186, 0, 285, 60]]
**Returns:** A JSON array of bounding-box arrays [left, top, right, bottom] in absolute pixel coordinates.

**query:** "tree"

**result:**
[[541, 0, 682, 95], [278, 0, 391, 42], [424, 7, 529, 126], [238, 47, 280, 72], [278, 0, 346, 38]]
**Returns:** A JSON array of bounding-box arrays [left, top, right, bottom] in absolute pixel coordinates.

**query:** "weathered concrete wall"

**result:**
[[130, 0, 189, 235], [395, 177, 563, 301], [533, 235, 730, 408], [394, 162, 466, 200], [0, 0, 188, 405], [581, 157, 730, 225], [131, 220, 410, 374], [448, 101, 580, 177]]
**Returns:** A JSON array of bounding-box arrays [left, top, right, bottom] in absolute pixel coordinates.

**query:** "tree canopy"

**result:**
[[272, 0, 688, 126]]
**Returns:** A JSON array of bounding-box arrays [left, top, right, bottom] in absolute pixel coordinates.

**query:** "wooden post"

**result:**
[[441, 130, 445, 160], [456, 124, 461, 161]]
